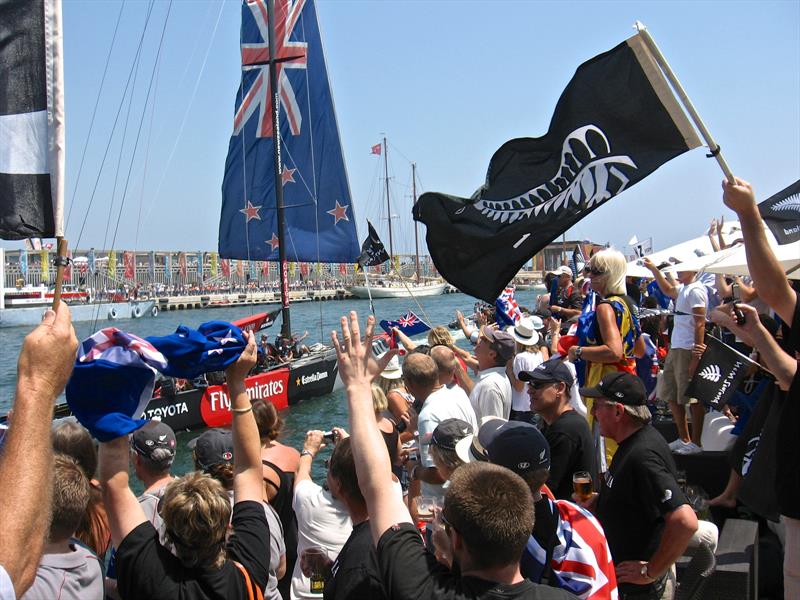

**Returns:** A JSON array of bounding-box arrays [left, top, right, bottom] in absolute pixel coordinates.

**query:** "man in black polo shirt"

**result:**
[[580, 372, 697, 599], [520, 359, 594, 500], [332, 312, 577, 600]]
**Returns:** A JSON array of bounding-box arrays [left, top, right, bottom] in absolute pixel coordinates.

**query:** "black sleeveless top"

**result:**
[[262, 459, 298, 599]]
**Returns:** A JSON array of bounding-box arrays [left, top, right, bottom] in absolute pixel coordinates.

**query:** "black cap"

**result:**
[[519, 358, 574, 387], [131, 421, 177, 465], [580, 372, 647, 406], [430, 419, 473, 451], [189, 429, 233, 470], [456, 418, 550, 476]]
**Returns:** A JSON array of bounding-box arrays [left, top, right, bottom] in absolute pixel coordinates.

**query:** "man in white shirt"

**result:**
[[644, 258, 708, 455], [469, 328, 514, 421]]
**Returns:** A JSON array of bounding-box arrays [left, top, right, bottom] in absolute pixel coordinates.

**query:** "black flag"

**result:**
[[758, 179, 800, 245], [685, 336, 757, 410], [570, 245, 586, 279], [0, 0, 64, 240], [414, 33, 701, 301], [357, 221, 390, 267]]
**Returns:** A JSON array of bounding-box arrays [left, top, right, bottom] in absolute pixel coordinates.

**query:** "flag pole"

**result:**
[[634, 22, 736, 184], [50, 237, 69, 309]]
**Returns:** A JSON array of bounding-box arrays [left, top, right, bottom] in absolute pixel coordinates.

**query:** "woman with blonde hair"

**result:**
[[567, 248, 644, 467]]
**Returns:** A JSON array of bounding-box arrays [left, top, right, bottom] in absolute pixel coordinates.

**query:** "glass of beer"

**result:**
[[302, 547, 328, 594], [416, 496, 438, 522], [573, 471, 593, 502]]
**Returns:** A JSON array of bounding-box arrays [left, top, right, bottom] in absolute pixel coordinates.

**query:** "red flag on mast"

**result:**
[[370, 143, 381, 155]]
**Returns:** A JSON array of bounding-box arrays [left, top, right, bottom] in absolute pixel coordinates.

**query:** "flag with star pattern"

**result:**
[[219, 0, 359, 263]]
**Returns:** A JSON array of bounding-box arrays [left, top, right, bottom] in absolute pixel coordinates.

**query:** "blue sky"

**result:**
[[6, 0, 798, 257]]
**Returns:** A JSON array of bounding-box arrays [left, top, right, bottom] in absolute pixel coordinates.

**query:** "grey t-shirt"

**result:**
[[21, 542, 103, 600]]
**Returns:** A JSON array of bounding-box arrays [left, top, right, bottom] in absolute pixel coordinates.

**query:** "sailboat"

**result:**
[[348, 137, 447, 299]]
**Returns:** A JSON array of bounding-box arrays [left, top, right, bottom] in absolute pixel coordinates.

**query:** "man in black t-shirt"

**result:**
[[579, 372, 697, 599], [520, 360, 594, 500], [549, 267, 583, 321], [331, 312, 576, 600]]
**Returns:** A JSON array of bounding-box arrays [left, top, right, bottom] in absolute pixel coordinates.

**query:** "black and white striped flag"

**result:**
[[0, 0, 65, 240]]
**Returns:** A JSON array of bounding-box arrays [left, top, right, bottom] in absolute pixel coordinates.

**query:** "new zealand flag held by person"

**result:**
[[379, 312, 431, 337], [414, 32, 703, 301], [685, 336, 757, 409], [357, 220, 390, 267], [758, 179, 800, 245], [219, 0, 359, 263]]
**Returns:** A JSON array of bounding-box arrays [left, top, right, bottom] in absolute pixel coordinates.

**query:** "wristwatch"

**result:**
[[300, 449, 314, 459], [574, 346, 583, 359], [640, 563, 655, 582]]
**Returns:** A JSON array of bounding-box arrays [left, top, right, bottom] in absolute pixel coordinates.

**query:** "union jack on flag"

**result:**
[[524, 498, 618, 600], [379, 311, 431, 337], [495, 286, 522, 327]]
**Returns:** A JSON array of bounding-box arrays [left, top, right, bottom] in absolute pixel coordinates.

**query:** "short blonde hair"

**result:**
[[371, 385, 388, 413], [377, 375, 403, 395], [428, 326, 454, 347], [160, 472, 231, 568], [589, 249, 627, 296]]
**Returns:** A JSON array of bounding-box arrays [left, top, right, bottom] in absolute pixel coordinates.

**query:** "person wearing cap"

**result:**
[[469, 327, 514, 422], [376, 353, 415, 439], [131, 421, 177, 529], [455, 418, 617, 600], [581, 372, 697, 598], [521, 360, 594, 501], [550, 266, 583, 320], [428, 419, 473, 482], [642, 256, 708, 456], [507, 318, 546, 425]]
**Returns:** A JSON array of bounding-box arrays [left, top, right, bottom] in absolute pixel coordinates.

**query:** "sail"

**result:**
[[219, 0, 359, 263]]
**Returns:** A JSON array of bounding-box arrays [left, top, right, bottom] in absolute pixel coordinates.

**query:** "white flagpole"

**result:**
[[634, 22, 736, 184]]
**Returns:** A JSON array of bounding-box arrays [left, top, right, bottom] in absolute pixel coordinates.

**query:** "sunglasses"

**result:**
[[528, 380, 558, 390], [587, 267, 606, 276]]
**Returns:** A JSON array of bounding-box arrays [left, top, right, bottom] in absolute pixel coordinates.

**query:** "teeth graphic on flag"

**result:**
[[414, 32, 702, 301], [758, 179, 800, 245]]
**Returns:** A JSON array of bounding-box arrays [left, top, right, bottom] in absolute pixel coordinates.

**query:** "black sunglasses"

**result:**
[[587, 267, 606, 276], [528, 380, 558, 390]]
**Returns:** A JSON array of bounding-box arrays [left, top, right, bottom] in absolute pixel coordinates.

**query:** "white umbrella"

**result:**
[[702, 240, 800, 280]]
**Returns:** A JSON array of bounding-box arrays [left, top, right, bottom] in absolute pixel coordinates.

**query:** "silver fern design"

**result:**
[[769, 193, 800, 214], [698, 364, 722, 383], [464, 125, 638, 224]]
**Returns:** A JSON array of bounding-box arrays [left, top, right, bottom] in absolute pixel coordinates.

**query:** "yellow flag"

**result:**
[[107, 250, 116, 278], [289, 261, 296, 277], [40, 249, 49, 283], [210, 252, 218, 278]]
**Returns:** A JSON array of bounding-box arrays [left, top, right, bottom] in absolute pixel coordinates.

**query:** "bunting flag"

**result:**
[[413, 31, 702, 301], [87, 248, 96, 275], [148, 251, 156, 279], [210, 251, 218, 277], [685, 336, 758, 409], [19, 249, 28, 282], [236, 259, 244, 279], [495, 287, 522, 327], [249, 260, 257, 281], [339, 263, 346, 275], [179, 252, 187, 278], [40, 248, 49, 282], [107, 250, 116, 279], [219, 0, 359, 263], [164, 253, 172, 283], [261, 261, 269, 277], [123, 251, 135, 280], [379, 311, 431, 337], [300, 262, 310, 277], [0, 0, 65, 240], [221, 257, 230, 278], [289, 261, 296, 277], [357, 220, 390, 267], [197, 251, 204, 279], [758, 179, 800, 245]]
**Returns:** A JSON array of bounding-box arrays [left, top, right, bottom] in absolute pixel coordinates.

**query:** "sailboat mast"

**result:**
[[383, 136, 394, 269], [267, 0, 291, 339], [412, 162, 420, 284]]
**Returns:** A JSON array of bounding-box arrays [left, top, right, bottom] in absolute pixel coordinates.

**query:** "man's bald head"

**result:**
[[430, 345, 456, 385]]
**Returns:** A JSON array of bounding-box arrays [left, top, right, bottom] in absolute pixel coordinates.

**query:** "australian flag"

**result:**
[[380, 311, 431, 337], [357, 220, 390, 267], [495, 287, 522, 328], [219, 0, 359, 263], [414, 31, 703, 302]]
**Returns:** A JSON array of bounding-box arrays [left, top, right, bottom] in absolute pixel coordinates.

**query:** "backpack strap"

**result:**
[[233, 560, 264, 600]]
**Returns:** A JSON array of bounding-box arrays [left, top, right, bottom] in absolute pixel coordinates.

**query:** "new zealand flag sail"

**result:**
[[219, 0, 359, 262], [414, 33, 702, 301], [0, 0, 64, 240], [758, 179, 800, 245]]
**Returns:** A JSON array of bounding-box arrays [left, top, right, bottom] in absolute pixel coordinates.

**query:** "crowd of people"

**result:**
[[0, 177, 797, 600]]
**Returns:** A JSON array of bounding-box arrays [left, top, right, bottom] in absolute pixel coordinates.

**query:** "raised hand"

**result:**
[[225, 331, 257, 384], [722, 177, 756, 214], [332, 311, 396, 389]]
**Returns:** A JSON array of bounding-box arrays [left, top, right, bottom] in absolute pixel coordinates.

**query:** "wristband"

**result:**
[[232, 405, 253, 415]]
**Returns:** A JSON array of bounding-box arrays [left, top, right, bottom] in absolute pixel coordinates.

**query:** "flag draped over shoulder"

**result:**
[[0, 0, 65, 240], [414, 33, 702, 301], [758, 179, 800, 245], [685, 336, 757, 409], [357, 220, 390, 267]]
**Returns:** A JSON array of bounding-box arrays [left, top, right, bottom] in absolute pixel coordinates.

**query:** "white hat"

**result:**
[[379, 354, 402, 380], [508, 318, 540, 346], [553, 266, 572, 277], [529, 315, 545, 331]]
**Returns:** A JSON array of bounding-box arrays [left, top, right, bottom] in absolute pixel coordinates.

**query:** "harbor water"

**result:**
[[0, 289, 543, 484]]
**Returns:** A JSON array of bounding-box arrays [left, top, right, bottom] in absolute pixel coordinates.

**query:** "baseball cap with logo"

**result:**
[[430, 419, 474, 451], [188, 428, 234, 470], [455, 417, 550, 476], [580, 371, 647, 406], [131, 421, 177, 466]]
